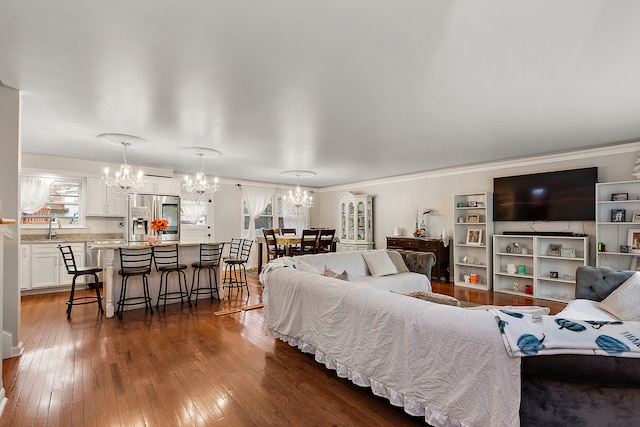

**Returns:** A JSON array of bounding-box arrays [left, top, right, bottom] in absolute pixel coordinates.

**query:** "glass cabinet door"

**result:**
[[356, 201, 365, 241], [340, 203, 347, 239], [348, 202, 355, 240]]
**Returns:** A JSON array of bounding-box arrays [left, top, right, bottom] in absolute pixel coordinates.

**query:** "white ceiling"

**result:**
[[2, 1, 640, 187]]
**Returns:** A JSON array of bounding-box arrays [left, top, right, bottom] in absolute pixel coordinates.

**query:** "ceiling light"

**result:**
[[180, 147, 221, 200], [98, 133, 146, 194], [281, 170, 316, 216]]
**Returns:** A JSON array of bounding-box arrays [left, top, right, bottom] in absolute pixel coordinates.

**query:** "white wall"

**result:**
[[311, 143, 640, 274], [0, 85, 22, 364]]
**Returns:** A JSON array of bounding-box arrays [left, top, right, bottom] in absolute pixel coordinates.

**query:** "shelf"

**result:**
[[454, 262, 487, 268], [495, 272, 533, 279], [455, 281, 488, 289], [495, 252, 533, 258], [537, 255, 585, 261]]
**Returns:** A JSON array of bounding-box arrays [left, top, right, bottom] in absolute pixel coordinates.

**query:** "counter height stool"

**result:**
[[190, 242, 225, 305], [117, 247, 154, 319], [224, 238, 253, 298], [58, 245, 104, 319], [153, 244, 191, 312]]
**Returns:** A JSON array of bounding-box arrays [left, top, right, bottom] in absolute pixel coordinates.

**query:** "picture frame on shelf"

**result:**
[[611, 209, 626, 222], [560, 247, 576, 258], [550, 271, 559, 278], [628, 229, 640, 254], [611, 193, 629, 201], [548, 244, 561, 256], [465, 228, 482, 245], [466, 213, 480, 223], [633, 211, 640, 222]]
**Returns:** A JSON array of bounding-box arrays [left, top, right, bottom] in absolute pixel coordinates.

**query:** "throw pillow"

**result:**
[[297, 261, 321, 275], [386, 250, 410, 273], [599, 272, 640, 321], [403, 290, 461, 307], [324, 266, 349, 281], [361, 250, 398, 277]]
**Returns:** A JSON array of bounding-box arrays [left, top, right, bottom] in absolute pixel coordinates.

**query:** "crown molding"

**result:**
[[317, 141, 640, 193]]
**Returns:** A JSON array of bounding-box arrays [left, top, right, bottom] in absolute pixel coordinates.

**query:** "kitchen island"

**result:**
[[92, 241, 226, 318]]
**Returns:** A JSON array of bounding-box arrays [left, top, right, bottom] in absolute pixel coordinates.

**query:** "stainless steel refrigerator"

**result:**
[[128, 194, 181, 243]]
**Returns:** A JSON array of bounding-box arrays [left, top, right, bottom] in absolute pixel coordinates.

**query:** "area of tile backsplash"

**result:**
[[21, 217, 126, 241]]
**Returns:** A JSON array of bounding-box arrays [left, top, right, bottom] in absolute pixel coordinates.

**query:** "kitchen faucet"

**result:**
[[48, 216, 62, 239]]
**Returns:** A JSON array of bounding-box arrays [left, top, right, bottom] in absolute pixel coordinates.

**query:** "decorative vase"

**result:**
[[413, 222, 421, 237]]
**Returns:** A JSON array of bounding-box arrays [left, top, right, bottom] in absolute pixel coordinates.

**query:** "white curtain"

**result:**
[[282, 196, 309, 233], [181, 199, 208, 225], [242, 185, 276, 266], [21, 177, 54, 214]]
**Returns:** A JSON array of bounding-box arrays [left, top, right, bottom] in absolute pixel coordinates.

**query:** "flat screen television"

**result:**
[[493, 167, 598, 221]]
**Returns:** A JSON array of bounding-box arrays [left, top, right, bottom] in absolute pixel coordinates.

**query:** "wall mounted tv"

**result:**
[[493, 167, 598, 221]]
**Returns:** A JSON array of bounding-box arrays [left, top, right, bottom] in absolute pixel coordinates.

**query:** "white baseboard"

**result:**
[[2, 331, 23, 359], [0, 387, 7, 417]]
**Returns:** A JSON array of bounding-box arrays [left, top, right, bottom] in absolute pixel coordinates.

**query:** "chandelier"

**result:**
[[180, 147, 221, 200], [282, 170, 316, 216], [99, 133, 145, 194]]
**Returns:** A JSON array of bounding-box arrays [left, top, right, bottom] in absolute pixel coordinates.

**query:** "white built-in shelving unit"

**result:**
[[453, 192, 493, 290], [595, 180, 640, 271], [493, 234, 588, 302]]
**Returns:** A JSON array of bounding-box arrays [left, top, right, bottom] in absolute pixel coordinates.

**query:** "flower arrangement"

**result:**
[[150, 218, 168, 232], [413, 206, 422, 237]]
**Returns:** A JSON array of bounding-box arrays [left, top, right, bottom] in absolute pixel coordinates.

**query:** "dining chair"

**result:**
[[190, 242, 225, 305], [279, 228, 297, 235], [153, 244, 190, 312], [58, 245, 104, 319], [316, 229, 336, 253], [290, 229, 320, 256], [117, 247, 154, 319], [263, 229, 285, 261]]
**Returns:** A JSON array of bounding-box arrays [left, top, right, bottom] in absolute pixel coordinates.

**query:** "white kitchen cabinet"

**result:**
[[20, 244, 31, 290], [140, 177, 181, 195], [29, 243, 86, 289], [86, 177, 127, 217]]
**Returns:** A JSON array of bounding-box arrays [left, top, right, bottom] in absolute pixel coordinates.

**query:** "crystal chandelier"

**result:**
[[99, 133, 145, 195], [282, 170, 316, 216], [180, 147, 221, 200]]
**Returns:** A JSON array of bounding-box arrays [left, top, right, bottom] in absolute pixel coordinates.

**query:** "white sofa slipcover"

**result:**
[[294, 249, 432, 293]]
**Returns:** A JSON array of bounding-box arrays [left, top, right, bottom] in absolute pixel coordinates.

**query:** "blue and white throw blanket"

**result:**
[[490, 308, 640, 358]]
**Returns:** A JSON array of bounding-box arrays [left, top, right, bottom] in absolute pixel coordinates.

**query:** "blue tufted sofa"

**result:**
[[520, 266, 640, 427]]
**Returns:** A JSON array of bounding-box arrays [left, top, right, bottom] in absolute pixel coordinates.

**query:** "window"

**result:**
[[180, 199, 209, 225], [242, 195, 284, 236], [21, 178, 83, 226]]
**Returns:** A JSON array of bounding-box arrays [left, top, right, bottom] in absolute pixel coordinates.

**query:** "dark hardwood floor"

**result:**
[[1, 273, 566, 426]]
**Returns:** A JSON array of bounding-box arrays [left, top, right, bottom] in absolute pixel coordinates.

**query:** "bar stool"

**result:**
[[117, 247, 154, 319], [58, 245, 104, 319], [224, 238, 253, 298], [190, 242, 225, 305], [153, 244, 191, 312]]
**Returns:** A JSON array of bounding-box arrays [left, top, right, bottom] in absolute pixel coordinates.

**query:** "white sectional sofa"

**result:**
[[261, 256, 640, 427]]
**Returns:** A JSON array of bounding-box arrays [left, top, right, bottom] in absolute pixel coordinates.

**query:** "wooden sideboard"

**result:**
[[386, 237, 451, 283]]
